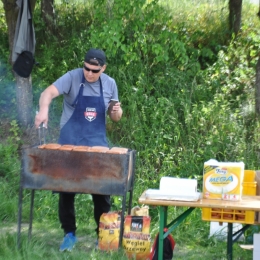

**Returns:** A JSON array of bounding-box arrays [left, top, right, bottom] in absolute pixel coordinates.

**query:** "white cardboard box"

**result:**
[[253, 234, 260, 260], [209, 222, 244, 241]]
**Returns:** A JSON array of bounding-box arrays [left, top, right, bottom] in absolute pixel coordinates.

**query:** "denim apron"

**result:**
[[57, 74, 110, 235], [58, 74, 108, 147]]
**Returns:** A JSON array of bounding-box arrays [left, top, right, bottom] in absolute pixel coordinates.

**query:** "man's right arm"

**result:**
[[35, 84, 60, 128]]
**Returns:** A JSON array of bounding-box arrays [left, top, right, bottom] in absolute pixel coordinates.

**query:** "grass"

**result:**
[[0, 215, 254, 259]]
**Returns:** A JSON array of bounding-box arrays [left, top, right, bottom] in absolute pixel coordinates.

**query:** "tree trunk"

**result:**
[[258, 0, 260, 18], [2, 0, 36, 127], [229, 0, 242, 36], [255, 56, 260, 116], [15, 74, 33, 126], [2, 0, 18, 62], [41, 0, 55, 33]]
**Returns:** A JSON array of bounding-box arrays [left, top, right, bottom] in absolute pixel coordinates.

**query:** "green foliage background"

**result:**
[[0, 0, 260, 259]]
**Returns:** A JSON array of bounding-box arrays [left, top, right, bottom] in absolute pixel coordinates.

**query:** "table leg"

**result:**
[[163, 206, 168, 227], [233, 224, 250, 243], [227, 223, 233, 260], [158, 206, 167, 260], [158, 207, 195, 260]]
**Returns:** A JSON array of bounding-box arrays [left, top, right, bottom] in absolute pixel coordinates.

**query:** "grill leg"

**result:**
[[127, 189, 133, 215], [119, 195, 127, 248], [17, 185, 23, 249], [28, 190, 35, 241], [128, 151, 136, 215]]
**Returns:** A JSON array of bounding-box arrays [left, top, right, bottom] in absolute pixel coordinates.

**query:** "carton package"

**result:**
[[203, 159, 244, 201]]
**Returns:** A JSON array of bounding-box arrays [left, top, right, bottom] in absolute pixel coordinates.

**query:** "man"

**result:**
[[35, 48, 123, 251]]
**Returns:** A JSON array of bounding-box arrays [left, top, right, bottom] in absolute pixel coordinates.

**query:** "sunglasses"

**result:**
[[84, 65, 102, 74]]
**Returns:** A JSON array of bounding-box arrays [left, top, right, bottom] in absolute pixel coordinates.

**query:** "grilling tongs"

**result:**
[[36, 111, 47, 145]]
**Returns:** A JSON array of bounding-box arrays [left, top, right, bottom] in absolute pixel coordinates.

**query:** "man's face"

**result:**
[[83, 62, 106, 82]]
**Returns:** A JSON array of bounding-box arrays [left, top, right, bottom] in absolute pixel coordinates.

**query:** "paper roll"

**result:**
[[159, 177, 197, 195]]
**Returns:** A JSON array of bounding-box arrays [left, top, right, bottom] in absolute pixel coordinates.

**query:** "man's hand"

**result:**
[[35, 110, 49, 128], [34, 84, 59, 128], [108, 101, 123, 122]]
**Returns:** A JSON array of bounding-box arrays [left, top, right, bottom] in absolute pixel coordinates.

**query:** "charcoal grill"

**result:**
[[17, 145, 136, 248]]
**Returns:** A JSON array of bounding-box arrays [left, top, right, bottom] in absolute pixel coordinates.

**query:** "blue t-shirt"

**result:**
[[53, 68, 119, 128]]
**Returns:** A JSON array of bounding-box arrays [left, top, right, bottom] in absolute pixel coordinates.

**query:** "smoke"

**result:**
[[0, 58, 17, 120]]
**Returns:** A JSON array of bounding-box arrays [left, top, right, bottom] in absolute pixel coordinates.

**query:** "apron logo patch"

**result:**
[[84, 107, 97, 122]]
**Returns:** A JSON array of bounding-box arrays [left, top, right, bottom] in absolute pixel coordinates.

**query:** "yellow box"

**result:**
[[243, 170, 256, 182], [242, 182, 257, 195], [203, 160, 244, 201], [202, 208, 255, 224]]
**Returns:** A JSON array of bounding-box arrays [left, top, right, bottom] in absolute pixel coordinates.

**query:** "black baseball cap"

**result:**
[[84, 49, 106, 66]]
